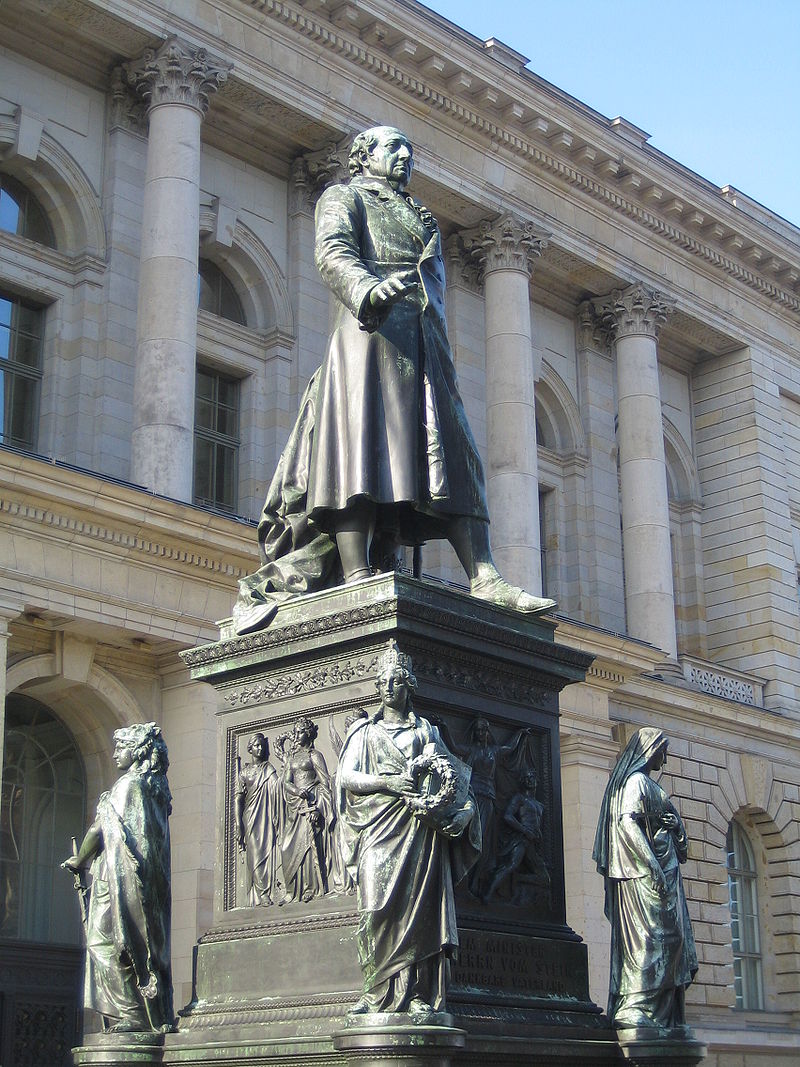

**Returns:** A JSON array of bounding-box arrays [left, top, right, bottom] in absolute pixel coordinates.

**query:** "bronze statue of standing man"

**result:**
[[234, 126, 556, 633]]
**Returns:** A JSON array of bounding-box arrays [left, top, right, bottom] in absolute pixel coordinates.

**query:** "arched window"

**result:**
[[197, 258, 246, 325], [0, 173, 55, 248], [726, 821, 764, 1010], [0, 694, 86, 945]]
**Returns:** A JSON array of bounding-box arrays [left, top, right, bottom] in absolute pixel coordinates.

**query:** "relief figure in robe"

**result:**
[[236, 732, 282, 906]]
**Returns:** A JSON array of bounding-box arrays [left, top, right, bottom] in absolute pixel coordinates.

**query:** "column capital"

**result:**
[[593, 282, 676, 341], [460, 213, 549, 280], [289, 136, 350, 215], [125, 36, 231, 117]]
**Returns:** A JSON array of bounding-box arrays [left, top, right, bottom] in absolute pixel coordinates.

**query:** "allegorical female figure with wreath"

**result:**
[[62, 723, 173, 1033], [593, 728, 698, 1032], [335, 641, 480, 1018]]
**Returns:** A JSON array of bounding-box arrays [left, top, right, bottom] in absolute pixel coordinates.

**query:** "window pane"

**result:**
[[215, 444, 237, 512], [0, 294, 12, 328], [194, 436, 214, 504], [195, 397, 215, 432], [0, 174, 55, 247], [0, 323, 10, 360], [5, 372, 39, 449], [197, 259, 245, 325], [0, 185, 22, 235], [12, 330, 42, 369], [216, 402, 238, 438]]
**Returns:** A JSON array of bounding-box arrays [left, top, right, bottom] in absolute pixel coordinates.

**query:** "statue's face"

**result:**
[[113, 737, 136, 770], [365, 128, 413, 191], [474, 720, 489, 743], [650, 744, 668, 771], [249, 735, 266, 761], [378, 667, 410, 712]]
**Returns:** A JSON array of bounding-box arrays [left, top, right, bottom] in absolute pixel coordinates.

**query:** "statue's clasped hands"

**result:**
[[381, 771, 417, 798], [369, 270, 419, 309]]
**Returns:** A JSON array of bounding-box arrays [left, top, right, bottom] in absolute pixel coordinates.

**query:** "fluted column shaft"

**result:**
[[596, 284, 677, 657], [126, 38, 228, 499], [464, 216, 548, 593]]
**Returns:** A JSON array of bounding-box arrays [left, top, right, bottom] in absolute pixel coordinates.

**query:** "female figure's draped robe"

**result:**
[[336, 713, 480, 1012], [281, 750, 337, 902], [593, 729, 698, 1031], [237, 760, 281, 905], [85, 769, 172, 1030]]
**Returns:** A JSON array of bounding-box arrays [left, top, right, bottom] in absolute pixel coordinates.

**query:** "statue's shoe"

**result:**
[[470, 573, 556, 614]]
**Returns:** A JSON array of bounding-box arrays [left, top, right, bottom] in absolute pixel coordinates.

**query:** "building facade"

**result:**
[[0, 0, 798, 1063]]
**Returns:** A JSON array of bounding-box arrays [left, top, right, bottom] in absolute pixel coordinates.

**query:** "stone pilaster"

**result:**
[[288, 143, 348, 401], [126, 37, 230, 500], [594, 283, 677, 657], [575, 302, 626, 631], [462, 215, 549, 593]]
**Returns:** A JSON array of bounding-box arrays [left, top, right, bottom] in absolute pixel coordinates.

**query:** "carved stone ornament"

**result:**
[[460, 213, 549, 281], [124, 36, 231, 116], [290, 135, 352, 213], [592, 282, 676, 341], [108, 66, 148, 136]]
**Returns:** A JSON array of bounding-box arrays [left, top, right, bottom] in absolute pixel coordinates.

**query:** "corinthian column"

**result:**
[[126, 37, 229, 499], [462, 215, 549, 593], [594, 283, 677, 657]]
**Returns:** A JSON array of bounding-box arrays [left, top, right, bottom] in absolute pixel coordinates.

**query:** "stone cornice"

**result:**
[[593, 283, 676, 341], [240, 0, 800, 317], [0, 450, 255, 581], [460, 214, 549, 280], [125, 35, 231, 116]]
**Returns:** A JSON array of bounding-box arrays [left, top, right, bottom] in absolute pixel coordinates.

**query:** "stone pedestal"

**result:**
[[334, 1018, 465, 1067], [91, 573, 622, 1064], [617, 1029, 706, 1067], [71, 1032, 165, 1066]]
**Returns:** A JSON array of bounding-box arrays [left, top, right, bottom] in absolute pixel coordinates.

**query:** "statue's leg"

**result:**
[[447, 517, 556, 613], [334, 500, 376, 582]]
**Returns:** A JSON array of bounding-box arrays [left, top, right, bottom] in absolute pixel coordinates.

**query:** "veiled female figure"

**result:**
[[62, 723, 173, 1032], [593, 728, 698, 1031], [277, 718, 338, 902], [236, 732, 282, 906], [336, 642, 480, 1018]]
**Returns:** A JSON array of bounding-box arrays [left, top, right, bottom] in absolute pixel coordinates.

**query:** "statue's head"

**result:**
[[470, 717, 492, 745], [292, 717, 318, 749], [521, 770, 538, 793], [112, 722, 169, 776], [349, 126, 413, 191], [375, 640, 417, 713], [247, 731, 268, 760]]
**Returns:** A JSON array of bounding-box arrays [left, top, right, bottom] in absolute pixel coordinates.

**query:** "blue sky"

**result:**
[[420, 0, 800, 229]]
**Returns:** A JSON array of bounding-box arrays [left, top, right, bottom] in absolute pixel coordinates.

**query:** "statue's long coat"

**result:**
[[307, 174, 488, 534], [233, 174, 489, 631]]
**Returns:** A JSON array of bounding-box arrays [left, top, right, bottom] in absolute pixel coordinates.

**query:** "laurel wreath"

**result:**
[[406, 751, 458, 813]]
